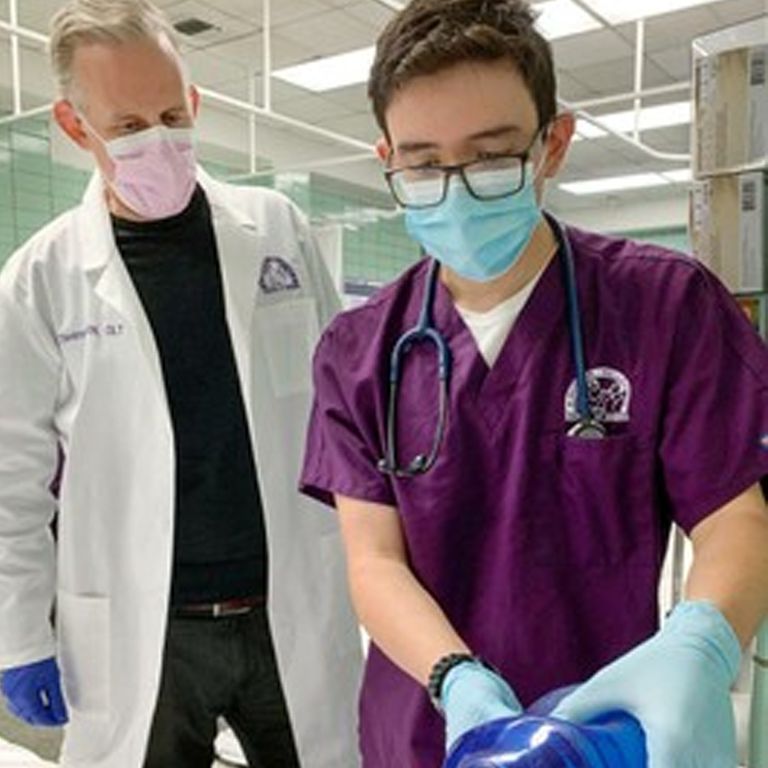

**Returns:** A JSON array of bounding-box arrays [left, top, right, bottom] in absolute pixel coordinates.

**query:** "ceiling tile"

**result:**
[[317, 110, 379, 142], [710, 0, 768, 23], [342, 2, 397, 33], [17, 0, 61, 34], [193, 0, 330, 28], [551, 28, 633, 70], [643, 6, 732, 52], [275, 8, 375, 54], [184, 47, 249, 89], [556, 71, 603, 102], [647, 48, 694, 81], [563, 62, 635, 97], [276, 93, 357, 121]]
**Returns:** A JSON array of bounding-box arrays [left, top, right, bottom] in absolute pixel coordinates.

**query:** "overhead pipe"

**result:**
[[633, 19, 645, 142], [262, 0, 272, 112], [0, 103, 52, 126], [560, 97, 691, 162], [0, 8, 689, 168], [198, 86, 375, 153], [569, 81, 691, 111], [0, 15, 375, 156], [0, 18, 49, 44], [9, 0, 21, 114], [369, 0, 405, 11], [227, 151, 376, 182]]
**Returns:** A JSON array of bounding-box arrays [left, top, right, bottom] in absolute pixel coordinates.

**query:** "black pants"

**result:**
[[143, 605, 301, 768]]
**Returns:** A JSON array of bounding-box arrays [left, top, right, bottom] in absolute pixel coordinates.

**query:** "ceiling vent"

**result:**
[[173, 17, 217, 37]]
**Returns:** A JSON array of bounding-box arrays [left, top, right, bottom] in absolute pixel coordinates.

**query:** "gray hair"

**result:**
[[49, 0, 182, 97]]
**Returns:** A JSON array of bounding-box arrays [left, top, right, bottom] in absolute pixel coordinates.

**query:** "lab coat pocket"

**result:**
[[256, 298, 319, 397], [56, 591, 111, 717], [541, 433, 655, 566]]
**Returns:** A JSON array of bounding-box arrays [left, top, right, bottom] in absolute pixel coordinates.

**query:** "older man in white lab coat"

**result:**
[[0, 1, 362, 766]]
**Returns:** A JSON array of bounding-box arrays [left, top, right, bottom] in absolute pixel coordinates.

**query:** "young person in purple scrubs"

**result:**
[[300, 2, 768, 766]]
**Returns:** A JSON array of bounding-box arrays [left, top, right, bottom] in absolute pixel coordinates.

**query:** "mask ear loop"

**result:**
[[529, 118, 563, 206], [73, 109, 108, 149], [530, 123, 553, 184], [74, 110, 125, 193]]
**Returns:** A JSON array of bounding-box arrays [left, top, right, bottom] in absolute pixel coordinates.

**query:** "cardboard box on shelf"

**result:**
[[736, 295, 767, 335], [690, 170, 768, 293], [694, 44, 768, 176]]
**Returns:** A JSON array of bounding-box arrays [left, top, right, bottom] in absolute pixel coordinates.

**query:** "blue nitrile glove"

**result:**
[[442, 660, 523, 749], [551, 601, 742, 768], [1, 657, 69, 727]]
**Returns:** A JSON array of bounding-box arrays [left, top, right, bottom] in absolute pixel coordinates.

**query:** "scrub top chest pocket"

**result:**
[[256, 297, 320, 398], [533, 432, 657, 567]]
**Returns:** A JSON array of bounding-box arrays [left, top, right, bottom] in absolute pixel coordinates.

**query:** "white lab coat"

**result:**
[[0, 169, 362, 767]]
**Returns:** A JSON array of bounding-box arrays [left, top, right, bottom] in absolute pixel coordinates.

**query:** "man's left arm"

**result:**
[[551, 265, 768, 766], [688, 482, 768, 645], [552, 486, 767, 767]]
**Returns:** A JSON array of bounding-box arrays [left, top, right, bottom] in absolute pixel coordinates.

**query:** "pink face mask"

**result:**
[[87, 121, 197, 220]]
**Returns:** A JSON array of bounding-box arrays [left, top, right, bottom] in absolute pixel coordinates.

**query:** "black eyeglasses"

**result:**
[[384, 127, 545, 209]]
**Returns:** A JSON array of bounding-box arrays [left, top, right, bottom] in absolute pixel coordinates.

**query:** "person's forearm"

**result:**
[[687, 484, 768, 646], [348, 555, 469, 684]]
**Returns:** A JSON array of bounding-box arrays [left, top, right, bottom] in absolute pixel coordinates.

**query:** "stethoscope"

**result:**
[[377, 213, 606, 479]]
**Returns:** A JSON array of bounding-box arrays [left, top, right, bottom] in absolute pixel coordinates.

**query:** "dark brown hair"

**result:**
[[369, 0, 557, 135]]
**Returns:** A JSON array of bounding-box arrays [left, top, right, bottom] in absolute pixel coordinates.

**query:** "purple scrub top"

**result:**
[[300, 222, 768, 768]]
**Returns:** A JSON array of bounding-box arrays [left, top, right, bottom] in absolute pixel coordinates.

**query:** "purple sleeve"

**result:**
[[300, 327, 396, 508], [659, 269, 768, 533]]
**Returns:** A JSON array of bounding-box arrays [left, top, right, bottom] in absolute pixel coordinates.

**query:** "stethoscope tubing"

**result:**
[[379, 213, 601, 477]]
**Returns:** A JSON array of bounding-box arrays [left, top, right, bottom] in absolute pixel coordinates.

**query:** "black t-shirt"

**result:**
[[112, 187, 267, 605]]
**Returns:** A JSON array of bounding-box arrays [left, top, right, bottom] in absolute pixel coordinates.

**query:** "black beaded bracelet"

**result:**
[[427, 652, 488, 712]]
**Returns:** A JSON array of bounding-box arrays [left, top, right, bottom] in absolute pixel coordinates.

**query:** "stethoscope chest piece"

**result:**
[[567, 418, 607, 440]]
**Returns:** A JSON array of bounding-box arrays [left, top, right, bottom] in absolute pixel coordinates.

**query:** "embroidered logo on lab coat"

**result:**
[[564, 367, 632, 423], [259, 257, 300, 294]]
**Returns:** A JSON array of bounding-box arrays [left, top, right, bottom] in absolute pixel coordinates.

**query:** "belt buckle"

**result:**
[[212, 600, 255, 618]]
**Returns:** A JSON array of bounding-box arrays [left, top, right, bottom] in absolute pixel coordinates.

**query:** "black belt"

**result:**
[[171, 595, 266, 619]]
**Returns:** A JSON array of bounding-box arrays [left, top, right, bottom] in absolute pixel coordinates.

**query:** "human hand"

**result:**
[[1, 657, 69, 727], [442, 660, 523, 749], [551, 601, 742, 768]]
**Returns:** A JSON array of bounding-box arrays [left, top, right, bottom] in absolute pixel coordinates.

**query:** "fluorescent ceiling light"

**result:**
[[274, 46, 375, 92], [574, 101, 692, 140], [533, 0, 603, 40], [662, 168, 693, 183], [560, 172, 673, 195], [579, 0, 727, 24], [560, 168, 693, 195], [275, 0, 608, 93]]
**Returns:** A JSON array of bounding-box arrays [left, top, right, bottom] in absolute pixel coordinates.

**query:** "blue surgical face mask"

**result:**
[[404, 165, 543, 283]]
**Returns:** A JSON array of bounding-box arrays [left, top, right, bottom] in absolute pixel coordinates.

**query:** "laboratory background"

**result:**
[[0, 0, 766, 765]]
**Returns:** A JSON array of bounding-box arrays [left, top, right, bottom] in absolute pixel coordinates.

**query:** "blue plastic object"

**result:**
[[0, 657, 68, 727], [444, 687, 647, 768]]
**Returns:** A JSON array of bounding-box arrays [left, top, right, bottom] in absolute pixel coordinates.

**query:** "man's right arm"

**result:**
[[0, 288, 60, 668], [335, 493, 522, 749], [335, 493, 470, 685]]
